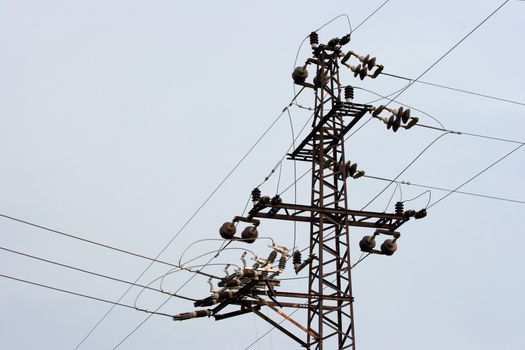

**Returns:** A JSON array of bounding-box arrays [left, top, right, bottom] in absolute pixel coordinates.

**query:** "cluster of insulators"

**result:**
[[309, 31, 351, 50], [219, 222, 258, 244], [341, 51, 383, 80], [359, 234, 398, 256], [333, 160, 365, 179], [372, 105, 419, 132]]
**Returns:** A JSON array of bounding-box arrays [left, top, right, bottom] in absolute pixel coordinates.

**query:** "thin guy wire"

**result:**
[[363, 174, 525, 205], [0, 272, 173, 318], [355, 85, 525, 146], [286, 108, 298, 250], [380, 71, 525, 107], [428, 143, 524, 208], [379, 0, 510, 110], [74, 89, 305, 349], [414, 123, 525, 145], [361, 132, 451, 210]]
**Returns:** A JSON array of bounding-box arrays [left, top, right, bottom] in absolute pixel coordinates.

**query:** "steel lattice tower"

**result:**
[[305, 49, 356, 349], [174, 31, 427, 350]]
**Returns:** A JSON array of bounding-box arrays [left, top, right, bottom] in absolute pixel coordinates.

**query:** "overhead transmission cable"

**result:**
[[244, 3, 396, 348], [0, 245, 196, 302], [360, 0, 511, 210], [378, 0, 510, 110], [73, 87, 307, 349], [356, 86, 525, 145], [380, 71, 525, 107], [428, 143, 524, 208], [0, 213, 216, 280], [247, 2, 512, 347], [0, 272, 173, 318]]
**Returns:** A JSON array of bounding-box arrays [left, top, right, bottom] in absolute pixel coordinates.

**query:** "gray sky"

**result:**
[[1, 0, 524, 349]]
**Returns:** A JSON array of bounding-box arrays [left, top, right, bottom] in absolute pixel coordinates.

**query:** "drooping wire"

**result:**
[[361, 132, 451, 210], [428, 143, 524, 209], [377, 0, 510, 111], [402, 190, 432, 209], [111, 253, 220, 350], [74, 85, 307, 350]]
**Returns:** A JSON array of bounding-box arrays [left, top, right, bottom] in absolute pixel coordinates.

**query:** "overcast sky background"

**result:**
[[1, 0, 524, 349]]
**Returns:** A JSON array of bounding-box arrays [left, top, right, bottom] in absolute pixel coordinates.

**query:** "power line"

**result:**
[[380, 71, 525, 107], [73, 90, 305, 349], [381, 0, 510, 110], [414, 122, 524, 145], [363, 175, 525, 205], [352, 0, 391, 32], [112, 253, 220, 349], [0, 213, 216, 280], [428, 143, 524, 208], [0, 272, 173, 318], [360, 0, 510, 211], [361, 132, 451, 210], [0, 245, 196, 302], [356, 85, 525, 145]]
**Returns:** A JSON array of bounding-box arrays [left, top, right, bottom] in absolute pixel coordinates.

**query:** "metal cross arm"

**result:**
[[247, 201, 411, 231], [288, 102, 373, 162]]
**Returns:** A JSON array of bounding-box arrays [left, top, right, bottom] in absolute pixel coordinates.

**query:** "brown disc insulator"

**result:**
[[381, 239, 398, 256], [219, 222, 236, 239], [241, 226, 258, 243], [292, 66, 308, 84], [359, 235, 376, 252]]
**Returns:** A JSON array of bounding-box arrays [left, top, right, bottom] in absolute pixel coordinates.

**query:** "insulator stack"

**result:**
[[241, 226, 258, 243], [278, 255, 287, 271], [173, 309, 211, 321], [395, 201, 404, 215], [293, 251, 302, 265], [251, 188, 261, 202], [344, 85, 354, 102], [219, 222, 236, 239], [267, 250, 278, 265], [309, 32, 319, 48]]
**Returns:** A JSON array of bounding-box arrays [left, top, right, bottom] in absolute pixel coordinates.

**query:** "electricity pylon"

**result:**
[[173, 31, 426, 350]]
